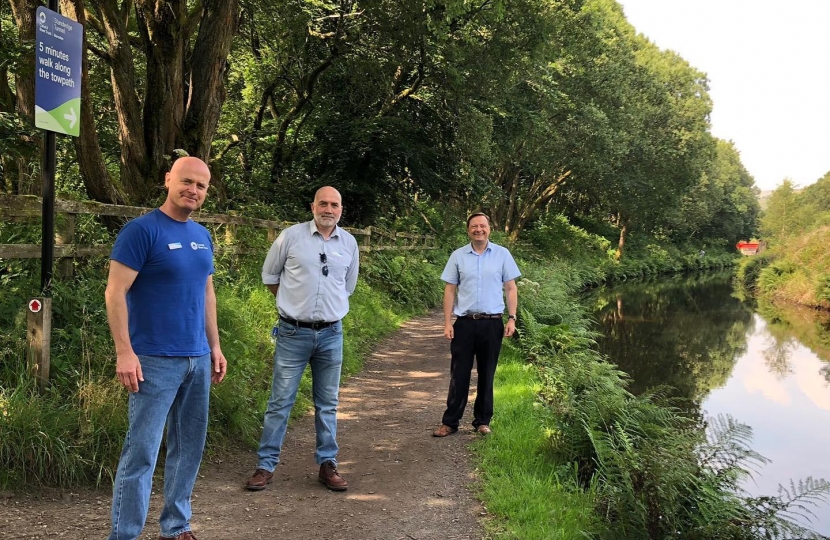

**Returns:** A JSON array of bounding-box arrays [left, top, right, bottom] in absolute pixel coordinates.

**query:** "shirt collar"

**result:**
[[307, 219, 340, 238], [465, 241, 491, 254]]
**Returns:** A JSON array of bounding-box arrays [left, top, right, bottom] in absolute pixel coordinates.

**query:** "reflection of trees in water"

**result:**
[[587, 274, 754, 406], [756, 298, 830, 380], [762, 335, 797, 378]]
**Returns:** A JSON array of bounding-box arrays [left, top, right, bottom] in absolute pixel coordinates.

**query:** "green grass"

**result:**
[[0, 247, 432, 489], [474, 345, 601, 539], [5, 209, 820, 538]]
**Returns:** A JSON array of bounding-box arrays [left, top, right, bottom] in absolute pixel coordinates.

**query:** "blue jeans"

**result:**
[[108, 354, 211, 540], [256, 320, 343, 471]]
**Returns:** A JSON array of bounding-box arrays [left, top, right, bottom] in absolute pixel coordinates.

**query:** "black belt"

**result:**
[[458, 313, 503, 320], [279, 316, 338, 329]]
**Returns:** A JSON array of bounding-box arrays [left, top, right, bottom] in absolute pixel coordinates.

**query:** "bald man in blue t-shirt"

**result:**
[[105, 157, 227, 540]]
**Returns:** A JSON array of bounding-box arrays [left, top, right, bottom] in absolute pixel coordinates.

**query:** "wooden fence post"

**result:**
[[56, 213, 75, 278], [27, 297, 52, 392], [362, 226, 372, 250], [224, 223, 238, 245]]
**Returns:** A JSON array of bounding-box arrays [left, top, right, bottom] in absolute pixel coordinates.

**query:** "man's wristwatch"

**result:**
[[507, 315, 516, 321]]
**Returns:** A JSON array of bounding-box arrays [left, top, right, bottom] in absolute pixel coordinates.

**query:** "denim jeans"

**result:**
[[256, 320, 343, 471], [108, 354, 211, 540]]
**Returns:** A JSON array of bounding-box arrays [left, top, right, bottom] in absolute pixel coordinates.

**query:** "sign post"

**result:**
[[35, 5, 83, 138], [34, 3, 83, 295], [27, 297, 52, 392], [31, 3, 82, 389]]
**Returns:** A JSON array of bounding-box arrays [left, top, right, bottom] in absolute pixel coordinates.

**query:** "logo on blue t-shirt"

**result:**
[[190, 241, 209, 250]]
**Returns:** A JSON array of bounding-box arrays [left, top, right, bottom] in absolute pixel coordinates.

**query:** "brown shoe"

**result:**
[[432, 424, 458, 437], [158, 532, 198, 540], [244, 468, 274, 491], [476, 425, 492, 435], [318, 460, 348, 491]]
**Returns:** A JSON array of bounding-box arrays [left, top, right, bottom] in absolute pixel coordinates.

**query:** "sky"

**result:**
[[616, 0, 830, 192]]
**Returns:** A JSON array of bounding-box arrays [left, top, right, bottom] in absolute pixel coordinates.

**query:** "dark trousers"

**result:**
[[441, 318, 504, 429]]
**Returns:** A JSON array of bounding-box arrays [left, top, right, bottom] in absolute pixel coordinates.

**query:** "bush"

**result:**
[[734, 253, 772, 290]]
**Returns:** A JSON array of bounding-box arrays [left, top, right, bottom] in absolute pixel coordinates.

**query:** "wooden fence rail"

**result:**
[[1, 194, 436, 390], [0, 194, 436, 263]]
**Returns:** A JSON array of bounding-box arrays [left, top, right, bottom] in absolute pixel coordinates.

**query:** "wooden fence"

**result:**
[[1, 193, 435, 390], [0, 194, 436, 265]]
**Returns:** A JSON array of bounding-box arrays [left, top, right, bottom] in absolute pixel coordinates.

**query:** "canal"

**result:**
[[585, 272, 830, 536]]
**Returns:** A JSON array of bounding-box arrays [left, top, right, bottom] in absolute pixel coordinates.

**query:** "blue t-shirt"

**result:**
[[110, 209, 214, 356]]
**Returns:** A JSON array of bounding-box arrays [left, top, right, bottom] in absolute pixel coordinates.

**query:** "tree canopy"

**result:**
[[1, 0, 760, 247]]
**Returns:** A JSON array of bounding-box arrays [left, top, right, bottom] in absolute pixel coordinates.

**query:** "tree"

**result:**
[[577, 0, 714, 258], [760, 179, 802, 240], [3, 0, 39, 194], [4, 0, 240, 204], [478, 0, 617, 239], [669, 139, 760, 247]]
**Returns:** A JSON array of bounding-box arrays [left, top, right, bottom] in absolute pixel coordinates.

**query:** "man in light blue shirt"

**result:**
[[246, 186, 359, 492], [433, 212, 520, 437]]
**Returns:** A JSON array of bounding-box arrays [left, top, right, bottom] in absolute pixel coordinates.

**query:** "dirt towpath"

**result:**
[[0, 312, 488, 539]]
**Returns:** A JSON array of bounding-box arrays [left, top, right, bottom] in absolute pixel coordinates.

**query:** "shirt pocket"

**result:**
[[326, 251, 351, 282]]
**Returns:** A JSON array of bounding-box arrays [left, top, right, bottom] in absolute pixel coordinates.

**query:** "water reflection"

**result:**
[[586, 272, 755, 406], [704, 315, 830, 535], [586, 274, 830, 535]]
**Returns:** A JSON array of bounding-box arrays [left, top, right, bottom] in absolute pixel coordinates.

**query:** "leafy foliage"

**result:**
[[507, 254, 830, 539], [0, 216, 444, 487]]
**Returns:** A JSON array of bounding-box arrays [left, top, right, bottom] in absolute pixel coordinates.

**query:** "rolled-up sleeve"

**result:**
[[262, 231, 289, 285], [345, 241, 360, 296], [441, 251, 460, 285]]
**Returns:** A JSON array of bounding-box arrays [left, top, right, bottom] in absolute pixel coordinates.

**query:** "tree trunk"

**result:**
[[269, 54, 334, 181], [94, 0, 149, 202], [61, 0, 123, 203], [136, 0, 187, 199], [0, 61, 16, 114], [0, 61, 23, 193], [181, 0, 239, 160], [507, 170, 571, 241], [503, 166, 520, 235], [616, 220, 627, 261], [8, 0, 40, 194], [377, 44, 425, 117], [489, 163, 508, 228]]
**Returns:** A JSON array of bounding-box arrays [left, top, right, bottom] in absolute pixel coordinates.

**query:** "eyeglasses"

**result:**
[[320, 253, 328, 277]]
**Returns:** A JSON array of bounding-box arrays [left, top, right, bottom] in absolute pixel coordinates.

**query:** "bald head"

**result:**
[[170, 156, 211, 180], [314, 186, 341, 204], [161, 156, 211, 221]]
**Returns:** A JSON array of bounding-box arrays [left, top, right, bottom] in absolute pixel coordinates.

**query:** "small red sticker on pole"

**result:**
[[29, 299, 43, 313]]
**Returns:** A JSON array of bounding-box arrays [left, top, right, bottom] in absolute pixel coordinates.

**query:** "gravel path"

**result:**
[[0, 311, 488, 539]]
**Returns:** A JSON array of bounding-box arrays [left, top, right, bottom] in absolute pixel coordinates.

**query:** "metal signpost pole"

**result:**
[[31, 1, 83, 389], [39, 0, 59, 295], [41, 130, 55, 295]]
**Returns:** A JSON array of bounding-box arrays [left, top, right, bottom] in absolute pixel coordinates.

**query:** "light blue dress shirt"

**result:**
[[262, 220, 359, 322], [441, 241, 521, 317]]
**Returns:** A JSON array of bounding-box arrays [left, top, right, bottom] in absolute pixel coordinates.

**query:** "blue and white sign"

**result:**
[[35, 7, 83, 137]]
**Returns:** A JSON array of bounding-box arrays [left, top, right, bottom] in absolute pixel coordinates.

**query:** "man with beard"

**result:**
[[246, 186, 359, 492]]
